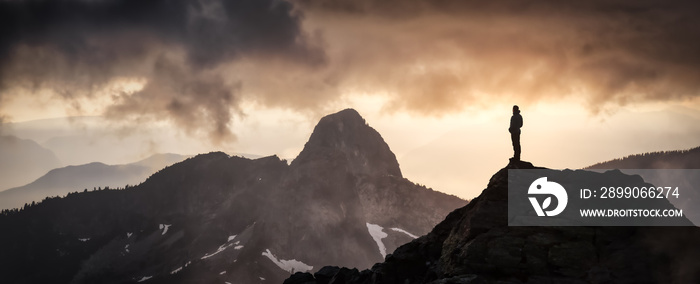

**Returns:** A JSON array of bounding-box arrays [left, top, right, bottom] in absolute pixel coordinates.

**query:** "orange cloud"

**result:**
[[2, 0, 699, 143]]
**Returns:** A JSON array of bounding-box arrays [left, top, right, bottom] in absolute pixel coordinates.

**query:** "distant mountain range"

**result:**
[[586, 146, 700, 169], [586, 146, 700, 226], [0, 135, 61, 190], [0, 153, 187, 210], [288, 159, 700, 284], [0, 109, 465, 284]]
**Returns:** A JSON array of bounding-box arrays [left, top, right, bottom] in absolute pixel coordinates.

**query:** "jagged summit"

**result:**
[[293, 108, 402, 178]]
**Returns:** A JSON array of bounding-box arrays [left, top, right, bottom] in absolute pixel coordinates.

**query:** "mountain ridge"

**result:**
[[0, 153, 188, 210], [585, 145, 700, 169], [0, 135, 62, 190], [0, 109, 465, 284]]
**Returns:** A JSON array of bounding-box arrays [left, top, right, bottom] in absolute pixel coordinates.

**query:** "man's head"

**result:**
[[513, 105, 520, 114]]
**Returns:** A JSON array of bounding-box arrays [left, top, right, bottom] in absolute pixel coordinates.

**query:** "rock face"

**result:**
[[291, 159, 700, 283], [0, 109, 465, 284], [293, 108, 402, 178]]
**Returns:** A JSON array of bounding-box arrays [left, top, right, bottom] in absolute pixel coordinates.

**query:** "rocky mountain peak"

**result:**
[[292, 109, 402, 178]]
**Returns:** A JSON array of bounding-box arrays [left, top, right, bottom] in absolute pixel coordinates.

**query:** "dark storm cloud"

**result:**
[[297, 0, 700, 114], [0, 0, 322, 67], [2, 0, 700, 139], [0, 0, 324, 142], [103, 56, 242, 144]]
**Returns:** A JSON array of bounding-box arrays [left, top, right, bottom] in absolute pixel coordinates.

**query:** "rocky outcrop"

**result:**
[[291, 159, 700, 283]]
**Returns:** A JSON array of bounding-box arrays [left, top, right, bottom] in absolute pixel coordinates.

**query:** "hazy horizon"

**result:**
[[2, 102, 699, 199]]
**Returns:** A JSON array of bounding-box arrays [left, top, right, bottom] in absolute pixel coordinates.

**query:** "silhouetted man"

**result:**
[[509, 105, 523, 161]]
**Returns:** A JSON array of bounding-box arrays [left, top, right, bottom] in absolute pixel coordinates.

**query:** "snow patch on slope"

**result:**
[[366, 223, 388, 258], [391, 227, 419, 239], [201, 243, 233, 259], [136, 276, 152, 282], [201, 235, 238, 260], [170, 261, 191, 275], [159, 224, 171, 235], [261, 249, 313, 274]]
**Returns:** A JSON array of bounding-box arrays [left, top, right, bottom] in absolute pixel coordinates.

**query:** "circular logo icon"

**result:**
[[528, 177, 568, 216]]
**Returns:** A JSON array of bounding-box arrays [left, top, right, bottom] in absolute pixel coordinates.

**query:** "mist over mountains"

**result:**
[[0, 109, 464, 283], [0, 153, 187, 211], [0, 135, 61, 190], [0, 117, 211, 167]]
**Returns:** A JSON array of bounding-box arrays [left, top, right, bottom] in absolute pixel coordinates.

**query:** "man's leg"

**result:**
[[511, 133, 521, 160]]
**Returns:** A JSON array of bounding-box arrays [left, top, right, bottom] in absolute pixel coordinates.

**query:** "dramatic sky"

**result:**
[[2, 0, 700, 198]]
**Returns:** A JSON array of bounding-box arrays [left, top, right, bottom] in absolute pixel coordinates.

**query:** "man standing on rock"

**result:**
[[509, 105, 523, 161]]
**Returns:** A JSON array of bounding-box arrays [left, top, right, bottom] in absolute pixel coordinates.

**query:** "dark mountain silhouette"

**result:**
[[586, 146, 700, 169], [586, 146, 700, 226], [0, 153, 187, 210], [288, 159, 700, 284], [0, 109, 464, 284], [0, 135, 62, 190]]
